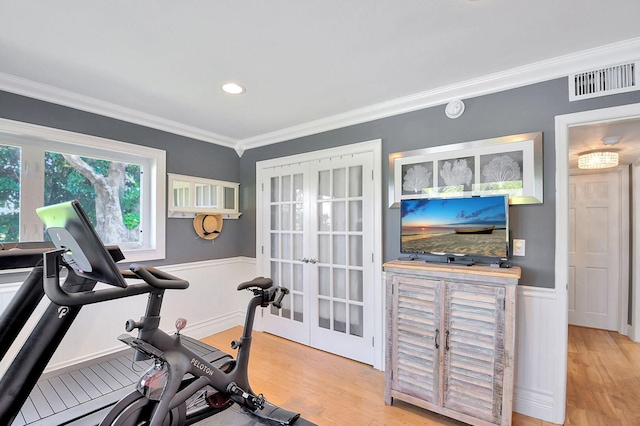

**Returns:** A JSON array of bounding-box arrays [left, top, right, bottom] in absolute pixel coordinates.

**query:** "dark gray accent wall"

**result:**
[[0, 90, 242, 266], [240, 78, 640, 289], [3, 79, 640, 288]]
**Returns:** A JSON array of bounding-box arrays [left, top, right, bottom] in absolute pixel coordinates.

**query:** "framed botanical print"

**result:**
[[389, 132, 543, 207]]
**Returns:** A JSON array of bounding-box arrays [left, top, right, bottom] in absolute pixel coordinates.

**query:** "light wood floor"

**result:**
[[202, 325, 640, 425]]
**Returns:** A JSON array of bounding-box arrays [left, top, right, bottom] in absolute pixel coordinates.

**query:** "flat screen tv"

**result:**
[[401, 195, 509, 262]]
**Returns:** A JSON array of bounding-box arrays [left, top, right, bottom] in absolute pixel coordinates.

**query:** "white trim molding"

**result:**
[[555, 102, 640, 424], [1, 38, 639, 154], [239, 37, 640, 150], [0, 72, 237, 149], [512, 285, 558, 422], [0, 257, 257, 376]]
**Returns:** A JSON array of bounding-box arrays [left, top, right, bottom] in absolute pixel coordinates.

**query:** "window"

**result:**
[[168, 173, 241, 218], [0, 118, 166, 262]]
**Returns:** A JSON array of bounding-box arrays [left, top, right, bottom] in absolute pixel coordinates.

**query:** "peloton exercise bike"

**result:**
[[0, 200, 305, 426]]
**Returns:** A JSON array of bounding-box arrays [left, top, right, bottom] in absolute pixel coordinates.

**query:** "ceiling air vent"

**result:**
[[569, 61, 639, 101]]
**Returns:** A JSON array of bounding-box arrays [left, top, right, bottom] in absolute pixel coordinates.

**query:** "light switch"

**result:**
[[512, 239, 525, 256]]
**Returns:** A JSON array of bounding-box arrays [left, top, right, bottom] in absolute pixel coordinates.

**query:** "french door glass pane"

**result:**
[[349, 166, 362, 197], [349, 270, 363, 302], [349, 235, 363, 266], [349, 200, 362, 231], [294, 174, 303, 201], [318, 170, 330, 199], [332, 201, 346, 232], [294, 294, 304, 322], [282, 234, 291, 259], [270, 234, 279, 258], [319, 267, 330, 296], [270, 206, 279, 230], [333, 301, 346, 333], [333, 235, 346, 265], [318, 202, 331, 231], [282, 175, 291, 202], [333, 268, 346, 299], [282, 263, 291, 289], [294, 203, 304, 231], [318, 235, 330, 263], [270, 177, 279, 202], [281, 204, 291, 230], [293, 233, 303, 261], [0, 144, 20, 243], [281, 290, 291, 319], [349, 305, 364, 337], [333, 167, 346, 198], [319, 299, 330, 329], [293, 263, 303, 292]]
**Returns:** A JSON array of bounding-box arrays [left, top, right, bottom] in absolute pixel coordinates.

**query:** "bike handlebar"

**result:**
[[43, 251, 190, 307], [129, 264, 189, 290], [273, 287, 289, 309]]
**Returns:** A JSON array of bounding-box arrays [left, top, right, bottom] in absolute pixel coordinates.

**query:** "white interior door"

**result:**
[[261, 163, 310, 344], [308, 153, 374, 363], [260, 150, 375, 364], [568, 171, 621, 330]]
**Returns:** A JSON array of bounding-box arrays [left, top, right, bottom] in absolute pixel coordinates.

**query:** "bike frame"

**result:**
[[114, 283, 277, 426]]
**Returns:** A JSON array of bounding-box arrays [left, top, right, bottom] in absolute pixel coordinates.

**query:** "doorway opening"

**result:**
[[555, 102, 640, 424]]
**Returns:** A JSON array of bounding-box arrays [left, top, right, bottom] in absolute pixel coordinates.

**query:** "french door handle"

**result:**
[[298, 258, 309, 263], [308, 258, 317, 264]]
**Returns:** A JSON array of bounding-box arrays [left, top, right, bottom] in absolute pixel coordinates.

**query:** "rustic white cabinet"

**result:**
[[383, 261, 520, 426]]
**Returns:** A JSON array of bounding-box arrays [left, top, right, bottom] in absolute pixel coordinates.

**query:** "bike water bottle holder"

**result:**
[[137, 360, 170, 401]]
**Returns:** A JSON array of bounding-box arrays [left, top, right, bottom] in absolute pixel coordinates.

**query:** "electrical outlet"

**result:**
[[512, 239, 525, 256]]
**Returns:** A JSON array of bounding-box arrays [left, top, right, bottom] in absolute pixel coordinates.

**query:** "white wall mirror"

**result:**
[[168, 173, 241, 218]]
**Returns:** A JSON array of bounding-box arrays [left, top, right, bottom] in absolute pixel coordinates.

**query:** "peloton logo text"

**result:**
[[191, 358, 214, 376]]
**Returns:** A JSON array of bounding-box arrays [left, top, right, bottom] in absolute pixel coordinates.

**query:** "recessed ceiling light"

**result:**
[[222, 82, 245, 95]]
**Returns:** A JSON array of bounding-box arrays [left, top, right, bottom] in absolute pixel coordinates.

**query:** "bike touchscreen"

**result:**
[[36, 200, 128, 288]]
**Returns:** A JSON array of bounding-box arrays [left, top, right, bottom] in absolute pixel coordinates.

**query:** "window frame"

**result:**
[[0, 118, 166, 263]]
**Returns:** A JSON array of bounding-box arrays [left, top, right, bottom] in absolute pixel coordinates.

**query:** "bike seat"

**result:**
[[237, 277, 273, 291]]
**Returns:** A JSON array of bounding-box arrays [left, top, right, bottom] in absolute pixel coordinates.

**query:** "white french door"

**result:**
[[259, 149, 376, 364]]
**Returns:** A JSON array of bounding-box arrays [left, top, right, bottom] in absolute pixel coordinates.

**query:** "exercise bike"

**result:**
[[35, 200, 302, 426]]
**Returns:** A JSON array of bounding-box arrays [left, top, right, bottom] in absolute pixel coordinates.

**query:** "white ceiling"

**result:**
[[1, 0, 640, 153], [569, 117, 640, 169]]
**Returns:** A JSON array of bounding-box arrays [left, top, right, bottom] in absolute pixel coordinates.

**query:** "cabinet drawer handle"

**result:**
[[445, 330, 450, 351], [434, 329, 440, 349]]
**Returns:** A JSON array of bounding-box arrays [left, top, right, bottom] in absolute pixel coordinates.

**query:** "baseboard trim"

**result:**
[[44, 310, 246, 373], [513, 385, 556, 423]]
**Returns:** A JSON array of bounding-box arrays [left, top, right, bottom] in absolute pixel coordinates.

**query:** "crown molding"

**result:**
[[239, 37, 640, 150], [1, 37, 639, 155], [0, 72, 237, 148]]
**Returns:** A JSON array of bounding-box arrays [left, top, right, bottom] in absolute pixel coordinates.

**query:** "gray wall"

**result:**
[[0, 90, 243, 266], [240, 78, 640, 289], [3, 78, 640, 288]]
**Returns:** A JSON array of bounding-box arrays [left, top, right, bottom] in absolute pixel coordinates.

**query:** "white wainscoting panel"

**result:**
[[0, 257, 257, 375], [513, 285, 559, 422], [0, 282, 21, 312]]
